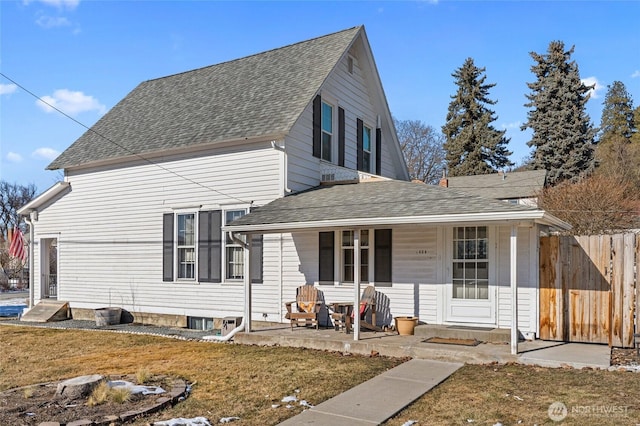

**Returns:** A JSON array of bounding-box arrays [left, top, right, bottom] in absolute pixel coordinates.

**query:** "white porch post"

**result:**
[[244, 235, 253, 333], [27, 212, 37, 309], [353, 229, 360, 341], [510, 225, 518, 355]]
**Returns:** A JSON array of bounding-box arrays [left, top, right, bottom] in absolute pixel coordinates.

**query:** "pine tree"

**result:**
[[522, 41, 596, 185], [595, 81, 640, 194], [598, 80, 635, 144], [442, 58, 513, 176]]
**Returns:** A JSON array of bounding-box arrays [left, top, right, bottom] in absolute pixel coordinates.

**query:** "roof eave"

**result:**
[[18, 181, 71, 215], [224, 209, 571, 234], [48, 132, 288, 171]]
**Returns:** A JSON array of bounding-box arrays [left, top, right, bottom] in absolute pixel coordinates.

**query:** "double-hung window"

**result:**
[[163, 208, 262, 284], [452, 226, 488, 299], [362, 125, 372, 173], [176, 213, 196, 279], [225, 209, 247, 280], [321, 101, 333, 162], [320, 229, 390, 286], [341, 230, 369, 283]]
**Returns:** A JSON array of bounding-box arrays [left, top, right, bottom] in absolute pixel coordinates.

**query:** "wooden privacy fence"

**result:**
[[539, 233, 639, 347]]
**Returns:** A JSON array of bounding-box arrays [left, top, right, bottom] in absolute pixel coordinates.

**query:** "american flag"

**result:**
[[9, 227, 27, 263]]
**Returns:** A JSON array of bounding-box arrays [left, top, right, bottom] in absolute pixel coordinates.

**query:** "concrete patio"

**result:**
[[237, 324, 612, 369]]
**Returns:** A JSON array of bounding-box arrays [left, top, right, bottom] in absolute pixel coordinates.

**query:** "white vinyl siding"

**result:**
[[285, 49, 406, 192], [278, 225, 537, 332], [31, 142, 282, 320]]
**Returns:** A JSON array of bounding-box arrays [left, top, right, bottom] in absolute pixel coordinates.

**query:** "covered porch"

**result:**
[[225, 180, 570, 354]]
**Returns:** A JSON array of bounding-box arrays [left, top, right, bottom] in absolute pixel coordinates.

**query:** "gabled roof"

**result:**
[[224, 180, 570, 233], [48, 26, 362, 170], [445, 170, 547, 200]]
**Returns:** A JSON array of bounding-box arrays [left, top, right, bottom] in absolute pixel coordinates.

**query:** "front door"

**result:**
[[445, 226, 495, 324], [40, 238, 58, 299]]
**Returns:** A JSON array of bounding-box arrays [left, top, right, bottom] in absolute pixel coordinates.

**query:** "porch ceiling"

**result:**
[[225, 180, 570, 233]]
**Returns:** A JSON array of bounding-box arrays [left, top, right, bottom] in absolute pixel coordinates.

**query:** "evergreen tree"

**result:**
[[442, 58, 512, 176], [595, 82, 640, 194], [522, 41, 596, 185], [598, 80, 635, 144]]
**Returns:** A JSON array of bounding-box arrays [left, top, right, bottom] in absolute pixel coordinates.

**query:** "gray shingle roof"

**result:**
[[48, 26, 362, 170], [227, 180, 541, 229], [446, 170, 547, 200]]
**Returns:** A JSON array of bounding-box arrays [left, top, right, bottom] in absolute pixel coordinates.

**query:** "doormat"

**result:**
[[424, 337, 481, 346]]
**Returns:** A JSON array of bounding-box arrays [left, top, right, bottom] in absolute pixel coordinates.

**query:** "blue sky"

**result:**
[[1, 0, 639, 193]]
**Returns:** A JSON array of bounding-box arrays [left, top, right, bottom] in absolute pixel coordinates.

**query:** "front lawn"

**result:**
[[2, 325, 639, 425]]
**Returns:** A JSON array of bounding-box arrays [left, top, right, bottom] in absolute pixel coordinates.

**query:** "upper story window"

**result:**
[[452, 226, 488, 299], [321, 101, 333, 162], [177, 213, 196, 280], [363, 125, 372, 173]]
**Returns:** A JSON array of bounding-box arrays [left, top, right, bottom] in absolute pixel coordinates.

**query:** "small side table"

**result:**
[[329, 302, 353, 334]]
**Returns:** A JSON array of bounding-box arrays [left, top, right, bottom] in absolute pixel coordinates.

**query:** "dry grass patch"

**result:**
[[0, 325, 403, 425], [387, 363, 640, 425]]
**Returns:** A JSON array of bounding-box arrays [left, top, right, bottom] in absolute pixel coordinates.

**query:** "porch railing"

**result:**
[[42, 274, 57, 299]]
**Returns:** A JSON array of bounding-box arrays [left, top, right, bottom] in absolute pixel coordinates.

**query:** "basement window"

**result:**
[[188, 316, 214, 331]]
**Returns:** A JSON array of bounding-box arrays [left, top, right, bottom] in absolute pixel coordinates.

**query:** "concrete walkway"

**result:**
[[277, 359, 462, 425], [518, 342, 611, 369]]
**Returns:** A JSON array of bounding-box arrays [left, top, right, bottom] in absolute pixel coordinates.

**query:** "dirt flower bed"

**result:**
[[0, 374, 187, 425], [611, 347, 640, 367]]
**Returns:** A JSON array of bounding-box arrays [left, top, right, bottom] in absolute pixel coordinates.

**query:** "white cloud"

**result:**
[[36, 15, 71, 28], [32, 147, 60, 160], [6, 152, 23, 163], [632, 70, 640, 79], [37, 89, 106, 116], [0, 83, 17, 95], [24, 0, 80, 9], [581, 76, 604, 100]]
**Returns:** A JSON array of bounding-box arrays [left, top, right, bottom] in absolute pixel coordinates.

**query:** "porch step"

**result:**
[[415, 324, 510, 344], [20, 300, 70, 323]]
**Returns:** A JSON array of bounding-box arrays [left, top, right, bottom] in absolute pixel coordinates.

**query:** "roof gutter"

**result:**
[[223, 210, 571, 234]]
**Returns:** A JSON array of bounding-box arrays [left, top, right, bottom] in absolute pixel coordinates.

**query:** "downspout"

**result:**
[[203, 231, 249, 342], [271, 141, 292, 194]]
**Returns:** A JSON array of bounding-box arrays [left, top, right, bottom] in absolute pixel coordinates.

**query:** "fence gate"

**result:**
[[539, 233, 638, 347]]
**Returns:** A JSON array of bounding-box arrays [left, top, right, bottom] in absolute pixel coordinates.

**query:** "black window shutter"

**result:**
[[162, 213, 174, 282], [374, 229, 392, 285], [357, 118, 364, 171], [319, 231, 334, 283], [250, 233, 263, 283], [376, 127, 382, 175], [312, 95, 322, 158], [198, 210, 222, 283], [338, 107, 345, 166]]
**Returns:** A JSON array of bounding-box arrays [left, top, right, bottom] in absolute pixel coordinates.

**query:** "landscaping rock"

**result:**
[[55, 375, 104, 400]]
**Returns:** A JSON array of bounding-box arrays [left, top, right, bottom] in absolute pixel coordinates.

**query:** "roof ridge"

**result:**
[[144, 26, 362, 83]]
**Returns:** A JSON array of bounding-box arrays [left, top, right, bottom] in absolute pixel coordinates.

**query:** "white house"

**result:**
[[19, 26, 569, 351]]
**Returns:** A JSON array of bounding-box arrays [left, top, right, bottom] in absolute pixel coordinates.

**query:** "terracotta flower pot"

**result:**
[[394, 316, 418, 336]]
